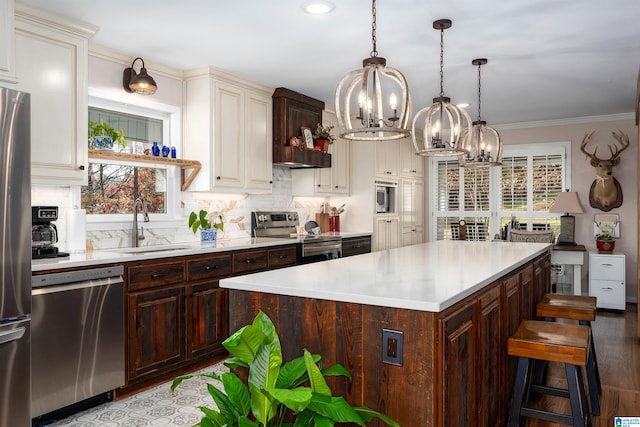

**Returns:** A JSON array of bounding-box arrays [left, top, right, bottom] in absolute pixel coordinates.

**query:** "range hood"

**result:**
[[272, 87, 331, 168]]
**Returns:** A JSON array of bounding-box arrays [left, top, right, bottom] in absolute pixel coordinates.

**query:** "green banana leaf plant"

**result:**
[[171, 311, 400, 427]]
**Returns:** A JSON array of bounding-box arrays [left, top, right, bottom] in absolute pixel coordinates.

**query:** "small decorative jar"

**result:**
[[151, 141, 160, 156], [200, 228, 217, 241], [161, 145, 170, 157]]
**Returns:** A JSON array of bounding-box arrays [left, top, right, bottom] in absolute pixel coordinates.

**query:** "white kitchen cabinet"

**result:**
[[400, 138, 424, 178], [291, 110, 349, 195], [589, 253, 625, 310], [184, 68, 272, 193], [0, 0, 16, 83], [375, 216, 399, 251], [400, 178, 425, 247], [15, 4, 96, 186], [375, 139, 399, 179]]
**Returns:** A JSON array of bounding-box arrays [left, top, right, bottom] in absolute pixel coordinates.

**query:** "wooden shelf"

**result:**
[[88, 149, 201, 191]]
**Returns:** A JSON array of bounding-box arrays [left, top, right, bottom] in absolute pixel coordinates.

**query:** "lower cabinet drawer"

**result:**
[[590, 255, 625, 281], [233, 250, 268, 274], [342, 237, 371, 257], [590, 279, 625, 310], [187, 254, 232, 282], [268, 246, 297, 269], [128, 261, 185, 291]]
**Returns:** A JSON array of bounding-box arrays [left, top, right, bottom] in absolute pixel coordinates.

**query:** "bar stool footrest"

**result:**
[[530, 384, 570, 399], [520, 407, 574, 425]]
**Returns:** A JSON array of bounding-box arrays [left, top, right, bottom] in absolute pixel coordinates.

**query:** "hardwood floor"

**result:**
[[525, 303, 640, 426]]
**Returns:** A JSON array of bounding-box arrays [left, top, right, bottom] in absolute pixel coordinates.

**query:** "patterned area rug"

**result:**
[[48, 361, 229, 426]]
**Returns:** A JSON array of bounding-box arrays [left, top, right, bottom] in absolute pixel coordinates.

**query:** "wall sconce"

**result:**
[[123, 57, 157, 95]]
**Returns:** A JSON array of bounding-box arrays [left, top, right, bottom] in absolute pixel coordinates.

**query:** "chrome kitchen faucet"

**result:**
[[132, 197, 149, 247]]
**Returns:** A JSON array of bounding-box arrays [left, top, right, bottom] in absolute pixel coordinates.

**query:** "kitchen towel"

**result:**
[[67, 208, 87, 253]]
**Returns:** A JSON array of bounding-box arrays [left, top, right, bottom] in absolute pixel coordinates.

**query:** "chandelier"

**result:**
[[334, 0, 411, 141], [411, 19, 470, 156], [460, 58, 502, 167]]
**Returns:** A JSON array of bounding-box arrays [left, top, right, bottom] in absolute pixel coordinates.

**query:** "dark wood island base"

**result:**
[[228, 252, 551, 427]]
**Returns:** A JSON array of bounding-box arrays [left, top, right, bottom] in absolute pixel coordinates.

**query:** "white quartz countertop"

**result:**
[[220, 240, 550, 312], [31, 231, 371, 272]]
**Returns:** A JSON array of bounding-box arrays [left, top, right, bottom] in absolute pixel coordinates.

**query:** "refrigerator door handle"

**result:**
[[0, 327, 26, 345]]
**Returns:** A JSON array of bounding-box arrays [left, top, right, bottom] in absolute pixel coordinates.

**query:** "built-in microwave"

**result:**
[[375, 180, 397, 214]]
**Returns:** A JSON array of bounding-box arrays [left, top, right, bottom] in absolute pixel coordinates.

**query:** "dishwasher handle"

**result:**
[[32, 276, 124, 296], [0, 327, 26, 345]]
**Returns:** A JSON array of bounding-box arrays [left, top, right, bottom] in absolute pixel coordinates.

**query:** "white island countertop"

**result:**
[[220, 240, 550, 312]]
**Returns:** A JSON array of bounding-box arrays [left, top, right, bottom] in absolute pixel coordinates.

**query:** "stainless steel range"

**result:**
[[251, 211, 342, 264]]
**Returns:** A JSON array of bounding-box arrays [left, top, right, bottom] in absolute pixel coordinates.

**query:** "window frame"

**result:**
[[428, 141, 571, 241], [71, 94, 183, 229]]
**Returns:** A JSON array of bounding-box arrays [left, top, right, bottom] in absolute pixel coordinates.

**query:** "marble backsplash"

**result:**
[[32, 166, 330, 252]]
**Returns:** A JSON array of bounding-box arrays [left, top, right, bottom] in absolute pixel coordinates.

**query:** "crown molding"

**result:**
[[15, 1, 98, 38], [495, 112, 634, 131]]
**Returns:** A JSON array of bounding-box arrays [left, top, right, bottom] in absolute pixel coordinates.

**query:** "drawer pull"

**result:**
[[278, 255, 288, 259], [245, 259, 253, 264], [352, 244, 361, 248], [602, 263, 613, 266], [151, 273, 167, 279], [204, 265, 217, 271]]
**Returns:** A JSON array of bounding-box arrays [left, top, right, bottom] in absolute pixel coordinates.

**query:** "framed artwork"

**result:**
[[301, 127, 314, 149], [593, 213, 620, 238]]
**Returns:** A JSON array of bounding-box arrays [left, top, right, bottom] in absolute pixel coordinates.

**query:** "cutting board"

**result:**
[[315, 213, 329, 233]]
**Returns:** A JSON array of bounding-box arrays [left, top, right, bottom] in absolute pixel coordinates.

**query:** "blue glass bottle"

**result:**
[[161, 145, 170, 157], [151, 141, 160, 156]]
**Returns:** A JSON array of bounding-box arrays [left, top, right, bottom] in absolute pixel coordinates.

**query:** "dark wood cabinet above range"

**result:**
[[272, 87, 331, 168]]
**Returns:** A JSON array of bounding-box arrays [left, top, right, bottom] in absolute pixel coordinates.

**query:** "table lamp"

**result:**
[[549, 190, 584, 245]]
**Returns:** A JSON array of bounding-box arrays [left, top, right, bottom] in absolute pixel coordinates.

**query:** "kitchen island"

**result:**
[[220, 240, 552, 427]]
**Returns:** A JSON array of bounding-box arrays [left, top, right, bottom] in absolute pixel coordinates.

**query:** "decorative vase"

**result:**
[[314, 139, 329, 153], [596, 239, 614, 254], [200, 228, 217, 241], [93, 135, 114, 150]]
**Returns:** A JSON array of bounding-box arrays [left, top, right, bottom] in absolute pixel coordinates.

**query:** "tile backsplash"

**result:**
[[32, 166, 330, 251]]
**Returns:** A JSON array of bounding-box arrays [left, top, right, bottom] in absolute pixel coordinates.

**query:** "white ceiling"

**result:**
[[20, 0, 640, 125]]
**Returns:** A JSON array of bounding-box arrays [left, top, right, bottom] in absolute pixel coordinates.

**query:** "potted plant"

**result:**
[[171, 311, 399, 427], [88, 121, 127, 150], [595, 222, 616, 253], [189, 209, 224, 241], [313, 123, 335, 153]]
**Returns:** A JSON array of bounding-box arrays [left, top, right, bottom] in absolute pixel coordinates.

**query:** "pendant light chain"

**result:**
[[370, 0, 378, 57], [477, 62, 482, 121], [439, 26, 445, 99]]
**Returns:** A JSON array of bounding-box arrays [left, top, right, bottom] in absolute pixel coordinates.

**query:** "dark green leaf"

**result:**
[[238, 416, 259, 427], [224, 356, 249, 371], [303, 350, 331, 397], [221, 372, 251, 417], [320, 364, 352, 380], [263, 386, 312, 413], [171, 371, 221, 393], [207, 383, 240, 424], [354, 407, 401, 427], [307, 394, 365, 425], [223, 325, 266, 365], [294, 410, 314, 427], [249, 383, 276, 426], [311, 412, 335, 427], [197, 406, 226, 427], [276, 356, 309, 389]]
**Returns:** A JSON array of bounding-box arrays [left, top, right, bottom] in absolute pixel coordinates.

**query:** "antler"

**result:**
[[610, 130, 630, 161], [580, 131, 599, 161]]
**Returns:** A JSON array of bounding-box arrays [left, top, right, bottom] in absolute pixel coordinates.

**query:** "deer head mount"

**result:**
[[580, 130, 629, 212]]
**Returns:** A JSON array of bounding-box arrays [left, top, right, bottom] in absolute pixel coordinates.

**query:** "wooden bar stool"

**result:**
[[507, 320, 591, 427], [536, 293, 601, 414]]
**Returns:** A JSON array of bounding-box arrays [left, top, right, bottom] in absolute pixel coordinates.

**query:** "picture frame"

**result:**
[[593, 213, 620, 238], [301, 127, 314, 149]]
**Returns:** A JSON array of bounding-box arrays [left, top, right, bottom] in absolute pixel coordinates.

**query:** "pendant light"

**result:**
[[334, 0, 411, 141], [460, 58, 502, 167], [411, 19, 470, 156]]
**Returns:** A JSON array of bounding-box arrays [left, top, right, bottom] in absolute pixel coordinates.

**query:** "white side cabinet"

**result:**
[[15, 4, 96, 186], [374, 139, 399, 179], [375, 216, 399, 251], [184, 68, 272, 193], [589, 253, 625, 310], [400, 178, 424, 247]]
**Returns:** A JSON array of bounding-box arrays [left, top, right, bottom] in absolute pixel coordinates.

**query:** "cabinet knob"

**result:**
[[79, 165, 85, 171], [335, 185, 338, 189], [269, 181, 273, 184], [216, 176, 221, 180]]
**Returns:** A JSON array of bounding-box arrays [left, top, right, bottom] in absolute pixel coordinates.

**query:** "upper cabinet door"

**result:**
[[213, 81, 245, 189], [15, 5, 96, 186], [245, 90, 272, 191], [400, 138, 424, 177]]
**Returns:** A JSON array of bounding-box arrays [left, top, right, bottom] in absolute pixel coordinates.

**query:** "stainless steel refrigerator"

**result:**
[[0, 87, 31, 426]]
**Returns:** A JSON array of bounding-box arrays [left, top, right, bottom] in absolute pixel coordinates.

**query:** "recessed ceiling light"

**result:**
[[303, 1, 335, 14]]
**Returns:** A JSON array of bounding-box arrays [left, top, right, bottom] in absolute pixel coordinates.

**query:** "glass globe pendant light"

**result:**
[[411, 19, 470, 156], [460, 58, 502, 167], [334, 0, 411, 141]]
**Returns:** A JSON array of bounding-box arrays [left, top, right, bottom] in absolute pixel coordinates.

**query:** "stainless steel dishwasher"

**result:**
[[31, 265, 125, 419]]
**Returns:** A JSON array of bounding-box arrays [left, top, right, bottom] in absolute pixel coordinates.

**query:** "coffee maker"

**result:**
[[32, 206, 68, 259]]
